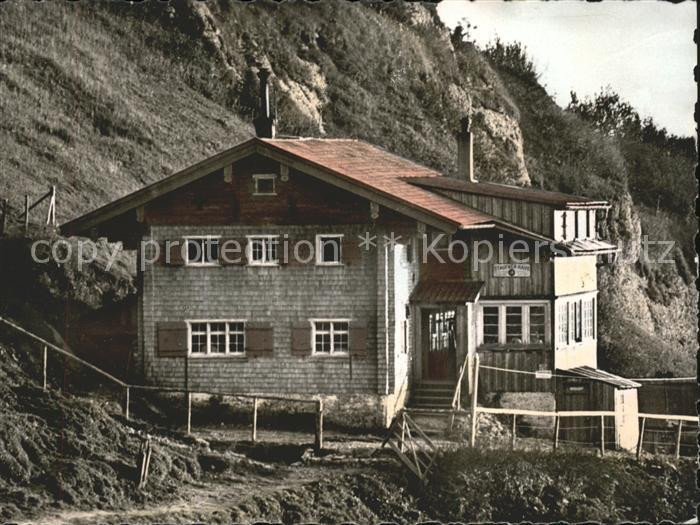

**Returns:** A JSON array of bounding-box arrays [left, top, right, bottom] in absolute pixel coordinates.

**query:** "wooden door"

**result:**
[[423, 308, 456, 381]]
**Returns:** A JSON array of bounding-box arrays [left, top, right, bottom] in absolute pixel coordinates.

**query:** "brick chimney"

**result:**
[[253, 67, 276, 139], [456, 116, 475, 183]]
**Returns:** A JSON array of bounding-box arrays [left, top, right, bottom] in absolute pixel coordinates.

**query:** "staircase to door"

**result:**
[[408, 381, 456, 410]]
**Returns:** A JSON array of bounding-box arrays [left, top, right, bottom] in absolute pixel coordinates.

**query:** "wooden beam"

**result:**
[[24, 195, 29, 235], [511, 414, 517, 449], [599, 415, 605, 456], [470, 354, 480, 448], [552, 415, 560, 452], [42, 346, 47, 391], [636, 417, 646, 460], [124, 386, 130, 420], [186, 392, 192, 435], [675, 420, 683, 459], [315, 398, 324, 452], [251, 397, 259, 443]]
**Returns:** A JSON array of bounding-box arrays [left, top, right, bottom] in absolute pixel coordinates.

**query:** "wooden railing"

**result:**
[[451, 351, 471, 410], [473, 404, 698, 458], [17, 186, 57, 234], [0, 316, 324, 450]]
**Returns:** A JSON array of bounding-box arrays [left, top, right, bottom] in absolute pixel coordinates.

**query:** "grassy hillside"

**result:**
[[0, 1, 695, 377]]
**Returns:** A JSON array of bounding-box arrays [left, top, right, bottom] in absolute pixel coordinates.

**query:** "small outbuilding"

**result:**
[[555, 366, 641, 451]]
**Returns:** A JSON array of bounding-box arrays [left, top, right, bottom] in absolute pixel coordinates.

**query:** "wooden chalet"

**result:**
[[62, 69, 634, 430]]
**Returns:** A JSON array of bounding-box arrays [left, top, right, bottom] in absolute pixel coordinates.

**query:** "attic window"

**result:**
[[316, 234, 343, 265], [185, 236, 220, 266], [253, 173, 276, 195]]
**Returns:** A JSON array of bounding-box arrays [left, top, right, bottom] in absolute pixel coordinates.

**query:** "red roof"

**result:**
[[406, 176, 609, 208], [262, 138, 497, 229]]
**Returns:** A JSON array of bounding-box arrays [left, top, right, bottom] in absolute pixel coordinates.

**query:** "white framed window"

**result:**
[[185, 236, 220, 266], [187, 320, 245, 356], [247, 235, 279, 266], [311, 320, 349, 354], [253, 173, 276, 195], [479, 302, 549, 346], [316, 234, 343, 265]]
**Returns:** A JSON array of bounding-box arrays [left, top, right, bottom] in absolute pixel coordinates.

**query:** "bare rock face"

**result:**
[[445, 84, 531, 186], [275, 60, 328, 135], [598, 194, 696, 375], [477, 108, 531, 186]]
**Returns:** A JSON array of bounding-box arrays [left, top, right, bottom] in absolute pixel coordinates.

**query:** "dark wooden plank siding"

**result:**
[[438, 190, 554, 238], [478, 348, 553, 393]]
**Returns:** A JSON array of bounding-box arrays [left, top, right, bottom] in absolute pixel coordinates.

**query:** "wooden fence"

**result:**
[[469, 354, 697, 457], [0, 187, 57, 237], [0, 316, 324, 451]]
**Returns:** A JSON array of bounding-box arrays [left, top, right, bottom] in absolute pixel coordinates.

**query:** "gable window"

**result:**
[[316, 234, 343, 265], [248, 235, 279, 266], [188, 320, 245, 356], [185, 237, 220, 266], [479, 303, 549, 346], [312, 320, 349, 354], [253, 174, 276, 195]]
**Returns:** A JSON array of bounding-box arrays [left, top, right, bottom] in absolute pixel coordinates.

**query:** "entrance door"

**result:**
[[423, 309, 456, 380]]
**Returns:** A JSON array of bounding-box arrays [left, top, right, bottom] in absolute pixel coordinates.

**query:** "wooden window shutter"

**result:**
[[159, 240, 185, 266], [342, 235, 362, 265], [349, 320, 368, 358], [156, 321, 188, 357], [291, 322, 312, 356], [220, 238, 247, 266], [246, 322, 273, 357]]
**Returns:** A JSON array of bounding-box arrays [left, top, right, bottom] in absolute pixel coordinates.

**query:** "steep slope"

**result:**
[[0, 1, 695, 376]]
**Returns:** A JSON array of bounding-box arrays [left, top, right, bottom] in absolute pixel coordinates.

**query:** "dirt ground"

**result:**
[[18, 427, 420, 525]]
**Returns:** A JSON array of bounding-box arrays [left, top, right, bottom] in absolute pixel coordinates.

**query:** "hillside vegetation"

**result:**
[[0, 0, 695, 377]]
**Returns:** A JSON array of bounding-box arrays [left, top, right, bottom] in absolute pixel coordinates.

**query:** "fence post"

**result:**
[[0, 198, 7, 237], [469, 354, 480, 448], [400, 412, 406, 452], [675, 420, 683, 459], [636, 416, 646, 460], [24, 195, 29, 235], [124, 386, 130, 420], [511, 414, 517, 449], [251, 397, 258, 443], [599, 415, 605, 456], [315, 399, 324, 453], [42, 346, 47, 390], [186, 392, 192, 435], [552, 415, 560, 452]]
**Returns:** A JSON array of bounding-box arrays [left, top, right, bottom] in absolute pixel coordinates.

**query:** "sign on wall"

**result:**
[[493, 263, 531, 278]]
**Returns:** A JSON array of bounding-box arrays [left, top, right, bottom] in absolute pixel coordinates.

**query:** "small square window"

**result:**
[[316, 235, 343, 265], [248, 236, 279, 266], [185, 237, 219, 265], [253, 174, 276, 195]]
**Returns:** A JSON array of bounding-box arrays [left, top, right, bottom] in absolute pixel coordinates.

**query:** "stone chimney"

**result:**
[[456, 116, 475, 183], [253, 67, 276, 138]]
